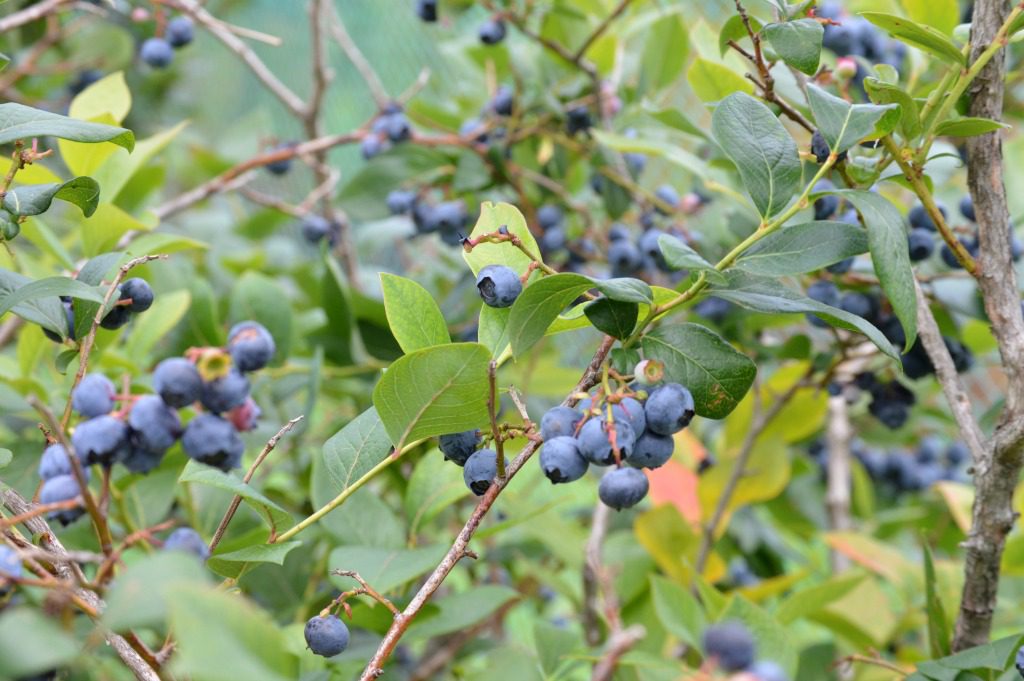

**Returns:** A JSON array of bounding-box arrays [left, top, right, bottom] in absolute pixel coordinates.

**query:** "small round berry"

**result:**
[[577, 418, 636, 466], [702, 620, 756, 672], [39, 443, 86, 481], [0, 544, 22, 584], [612, 397, 647, 436], [140, 37, 174, 68], [72, 415, 129, 466], [908, 227, 935, 261], [960, 195, 975, 222], [479, 18, 507, 45], [182, 414, 245, 471], [476, 265, 522, 308], [539, 436, 588, 484], [122, 279, 154, 314], [386, 189, 418, 215], [153, 357, 203, 408], [71, 373, 116, 418], [463, 448, 504, 496], [200, 369, 250, 414], [644, 383, 695, 435], [627, 431, 674, 469], [598, 467, 649, 510], [438, 430, 481, 466], [40, 475, 86, 525], [100, 305, 133, 330], [227, 321, 276, 372], [166, 16, 195, 48], [128, 395, 182, 452], [540, 406, 582, 441], [304, 614, 350, 657], [227, 397, 262, 432], [163, 527, 210, 561], [416, 0, 438, 22]]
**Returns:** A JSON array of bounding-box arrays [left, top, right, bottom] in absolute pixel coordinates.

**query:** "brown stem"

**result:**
[[591, 625, 646, 681], [326, 3, 390, 109], [329, 570, 401, 616], [0, 0, 69, 33], [486, 360, 506, 479], [825, 394, 852, 572], [582, 502, 612, 646]]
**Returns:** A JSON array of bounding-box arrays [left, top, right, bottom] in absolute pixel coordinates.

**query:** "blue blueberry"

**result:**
[[1016, 645, 1024, 679], [438, 430, 481, 466], [433, 200, 469, 238], [654, 185, 679, 215], [72, 415, 129, 465], [68, 68, 103, 96], [909, 202, 947, 231], [387, 190, 417, 215], [43, 299, 76, 343], [166, 16, 195, 48], [812, 180, 838, 220], [811, 130, 839, 164], [807, 280, 840, 306], [702, 620, 755, 672], [490, 86, 514, 116], [39, 443, 85, 481], [826, 257, 854, 275], [140, 37, 174, 68], [608, 223, 630, 242], [947, 441, 969, 466], [941, 238, 975, 268], [463, 448, 504, 496], [916, 436, 944, 464], [750, 660, 789, 681], [839, 292, 874, 319], [361, 133, 388, 159], [460, 117, 489, 144], [0, 545, 22, 588], [100, 304, 132, 330], [200, 369, 250, 414], [598, 466, 649, 510], [119, 277, 154, 314], [163, 527, 210, 561], [476, 265, 522, 308], [608, 240, 642, 275], [153, 357, 203, 408], [305, 614, 350, 657], [479, 18, 507, 45], [537, 205, 564, 231], [960, 195, 975, 221], [908, 228, 935, 261], [265, 142, 295, 175], [182, 414, 244, 471], [566, 106, 592, 136], [228, 321, 276, 372], [40, 475, 85, 525], [578, 418, 636, 466], [72, 373, 116, 418], [612, 397, 647, 435], [539, 436, 589, 483], [627, 431, 674, 469], [416, 0, 437, 22], [540, 226, 567, 254], [644, 383, 695, 435], [301, 215, 335, 244], [540, 406, 583, 441], [128, 395, 182, 452], [694, 297, 732, 323]]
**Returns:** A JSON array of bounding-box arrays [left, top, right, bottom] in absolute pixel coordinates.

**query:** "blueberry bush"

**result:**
[[1, 0, 1024, 679]]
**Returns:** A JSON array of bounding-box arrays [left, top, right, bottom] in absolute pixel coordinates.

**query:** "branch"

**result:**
[[359, 336, 616, 679], [582, 502, 611, 646], [591, 625, 646, 681], [0, 0, 69, 33], [326, 3, 390, 109], [572, 0, 633, 63], [825, 394, 851, 572]]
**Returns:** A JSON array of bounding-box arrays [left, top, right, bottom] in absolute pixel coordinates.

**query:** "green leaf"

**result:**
[[735, 220, 869, 276], [590, 129, 709, 177], [688, 58, 754, 103], [584, 298, 638, 339], [934, 117, 1009, 137], [657, 234, 727, 283], [650, 575, 706, 648], [68, 71, 131, 124], [103, 552, 209, 631], [179, 460, 293, 534], [404, 448, 471, 533], [916, 634, 1024, 676], [642, 103, 707, 139], [0, 102, 134, 149], [477, 305, 511, 357], [2, 176, 100, 217], [719, 14, 763, 56], [0, 608, 82, 679], [372, 342, 491, 448], [900, 0, 959, 36], [380, 273, 450, 353], [228, 271, 292, 364], [0, 449, 10, 469], [594, 277, 653, 304], [861, 12, 965, 65], [507, 273, 593, 356], [864, 78, 923, 139], [328, 544, 448, 594], [838, 190, 917, 351], [320, 256, 355, 365], [71, 251, 123, 340], [641, 323, 756, 419], [406, 585, 519, 640], [710, 271, 899, 361], [210, 541, 302, 566], [0, 276, 104, 320], [762, 19, 823, 75], [0, 268, 68, 337], [923, 543, 952, 658], [641, 13, 689, 92], [712, 92, 800, 219], [776, 574, 866, 624], [807, 84, 898, 155], [463, 202, 542, 277], [169, 585, 296, 681]]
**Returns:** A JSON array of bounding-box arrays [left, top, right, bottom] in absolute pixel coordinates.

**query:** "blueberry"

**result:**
[[960, 195, 975, 221], [166, 16, 195, 48], [909, 202, 947, 231], [380, 111, 411, 143], [68, 68, 103, 96], [811, 130, 845, 164], [916, 435, 944, 464], [128, 395, 182, 452], [540, 406, 582, 441], [39, 444, 85, 481], [301, 215, 334, 244], [608, 240, 642, 275], [0, 544, 22, 588], [153, 358, 203, 408], [697, 454, 716, 474], [823, 23, 858, 56], [947, 441, 969, 466], [941, 238, 974, 268], [839, 292, 874, 319], [638, 228, 667, 265], [566, 106, 592, 136], [578, 418, 636, 466], [540, 226, 567, 254], [463, 448, 504, 496], [598, 467, 649, 510], [908, 228, 935, 261], [182, 414, 245, 471], [539, 436, 589, 483], [304, 614, 350, 657], [476, 265, 522, 308], [750, 660, 789, 681], [627, 431, 674, 469], [1015, 644, 1024, 678], [702, 620, 755, 672], [200, 369, 250, 414], [71, 373, 116, 418], [438, 430, 481, 466], [537, 205, 564, 231], [694, 297, 732, 323], [121, 278, 154, 316], [608, 223, 630, 242], [654, 184, 679, 215], [433, 200, 469, 238], [265, 142, 295, 175], [228, 321, 276, 372], [826, 257, 854, 275], [72, 415, 129, 466], [479, 18, 506, 45], [387, 190, 418, 215], [644, 383, 695, 435], [120, 445, 166, 475], [812, 180, 838, 220], [40, 475, 85, 525], [807, 280, 840, 306], [612, 397, 647, 435], [361, 133, 388, 159], [415, 0, 438, 22], [163, 527, 210, 561], [140, 37, 174, 68], [490, 86, 514, 116], [226, 397, 262, 432], [43, 299, 76, 343], [100, 304, 132, 330], [460, 117, 489, 144]]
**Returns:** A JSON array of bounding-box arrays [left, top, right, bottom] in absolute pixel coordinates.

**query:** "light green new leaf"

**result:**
[[641, 13, 689, 92], [900, 0, 959, 36], [463, 201, 542, 276], [0, 102, 134, 149], [934, 117, 1009, 137], [380, 272, 450, 353], [179, 460, 293, 534], [712, 92, 800, 219], [688, 58, 754, 103], [372, 342, 491, 448]]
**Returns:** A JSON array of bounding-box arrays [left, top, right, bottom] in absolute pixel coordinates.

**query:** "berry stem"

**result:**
[[329, 570, 402, 616]]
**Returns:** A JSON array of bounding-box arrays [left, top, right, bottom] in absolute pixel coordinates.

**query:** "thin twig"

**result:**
[[591, 624, 645, 681], [0, 0, 69, 33], [326, 3, 390, 109], [329, 570, 401, 616], [582, 502, 612, 646], [572, 0, 633, 62]]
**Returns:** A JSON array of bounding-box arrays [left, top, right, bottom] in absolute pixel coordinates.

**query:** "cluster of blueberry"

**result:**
[[702, 620, 788, 680], [388, 191, 471, 247], [414, 1, 507, 46], [43, 277, 155, 344], [362, 103, 412, 160], [817, 2, 906, 80], [809, 437, 969, 493], [458, 86, 514, 147], [536, 376, 696, 510], [910, 197, 1023, 269], [35, 321, 274, 525], [140, 15, 195, 69]]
